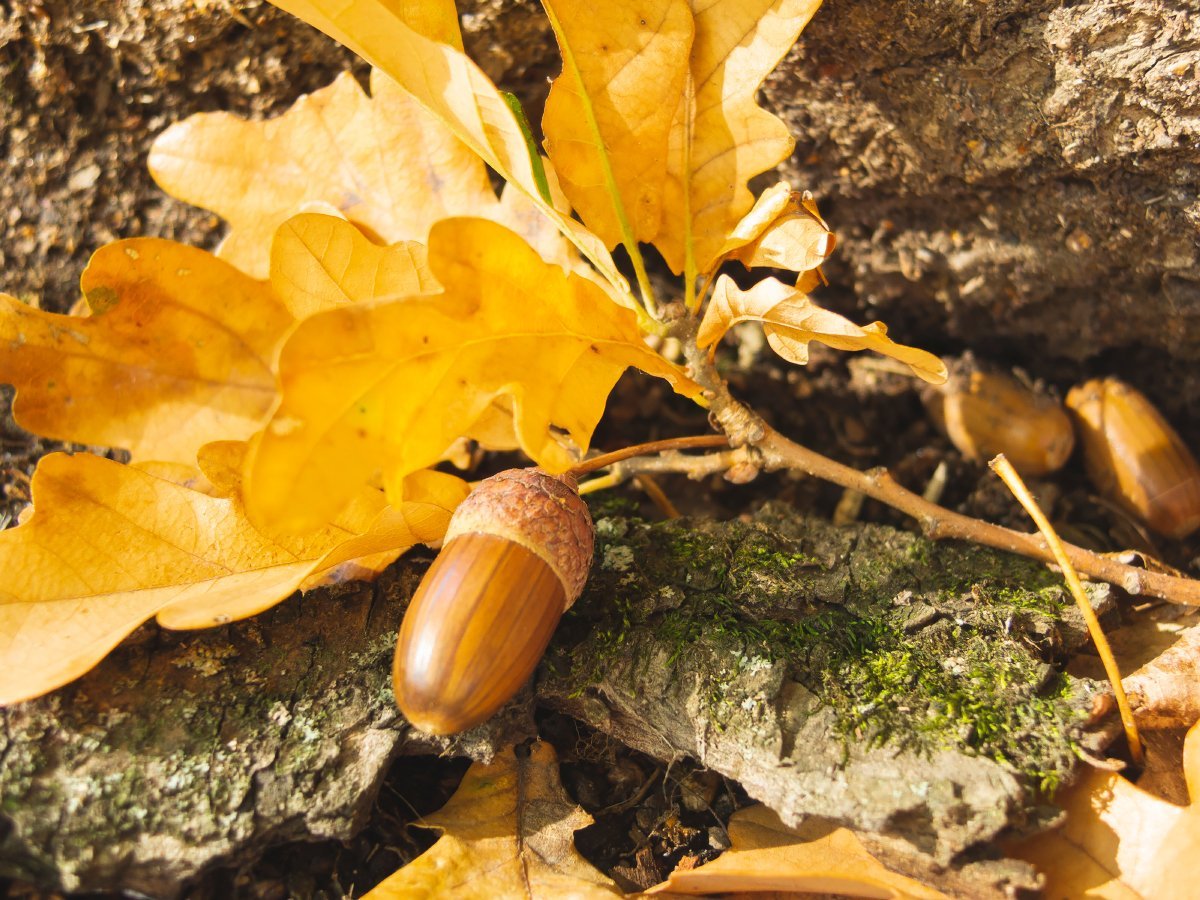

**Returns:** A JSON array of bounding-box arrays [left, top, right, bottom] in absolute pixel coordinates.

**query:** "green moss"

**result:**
[[548, 513, 1093, 795]]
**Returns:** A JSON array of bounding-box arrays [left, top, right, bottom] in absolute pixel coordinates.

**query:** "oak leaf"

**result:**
[[718, 181, 837, 280], [270, 213, 440, 318], [647, 804, 948, 898], [245, 217, 700, 532], [699, 275, 947, 383], [0, 453, 465, 704], [491, 170, 583, 274], [264, 1, 628, 293], [0, 238, 291, 465], [540, 0, 692, 249], [1008, 720, 1200, 899], [150, 70, 499, 279], [1122, 622, 1200, 730], [365, 741, 622, 899], [654, 0, 824, 277]]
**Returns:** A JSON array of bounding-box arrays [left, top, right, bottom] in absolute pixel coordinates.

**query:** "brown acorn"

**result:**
[[925, 359, 1075, 476], [394, 467, 593, 735], [1065, 378, 1200, 539]]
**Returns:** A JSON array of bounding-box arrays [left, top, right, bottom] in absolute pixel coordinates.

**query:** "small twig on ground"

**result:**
[[670, 315, 1200, 607], [570, 435, 731, 478], [991, 454, 1143, 765]]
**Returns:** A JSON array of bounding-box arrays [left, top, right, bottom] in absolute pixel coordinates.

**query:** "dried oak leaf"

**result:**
[[0, 239, 291, 465], [698, 275, 947, 383], [245, 216, 699, 533], [0, 453, 466, 704], [540, 0, 692, 249], [264, 1, 626, 293], [492, 169, 583, 275], [654, 0, 824, 277], [1122, 621, 1200, 730], [718, 181, 836, 284], [646, 804, 948, 898], [365, 741, 622, 899], [150, 69, 500, 279], [270, 213, 440, 318], [1008, 721, 1200, 899]]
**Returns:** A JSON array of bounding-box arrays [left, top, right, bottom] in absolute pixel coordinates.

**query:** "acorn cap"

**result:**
[[444, 468, 594, 607]]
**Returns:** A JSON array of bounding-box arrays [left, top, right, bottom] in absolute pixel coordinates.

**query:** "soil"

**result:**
[[2, 1, 1199, 897]]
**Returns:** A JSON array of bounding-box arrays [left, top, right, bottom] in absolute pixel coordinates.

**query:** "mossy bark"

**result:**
[[0, 565, 535, 897], [540, 503, 1111, 893], [1, 506, 1109, 896]]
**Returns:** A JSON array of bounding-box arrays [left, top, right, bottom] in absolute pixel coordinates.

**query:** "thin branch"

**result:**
[[672, 315, 1200, 607], [569, 435, 730, 478], [586, 447, 752, 484]]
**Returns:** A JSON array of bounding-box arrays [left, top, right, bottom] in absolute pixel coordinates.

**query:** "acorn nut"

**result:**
[[925, 360, 1075, 476], [1065, 378, 1200, 539], [394, 467, 594, 735]]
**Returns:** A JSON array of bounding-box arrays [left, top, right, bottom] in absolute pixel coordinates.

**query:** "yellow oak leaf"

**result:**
[[0, 453, 464, 705], [365, 741, 622, 899], [1121, 622, 1200, 730], [655, 0, 823, 278], [1008, 720, 1200, 900], [647, 804, 948, 898], [0, 238, 291, 465], [379, 0, 463, 49], [492, 161, 583, 274], [129, 460, 219, 495], [719, 181, 837, 275], [699, 275, 947, 384], [150, 69, 499, 279], [245, 216, 699, 533], [541, 0, 692, 249], [265, 1, 629, 296], [270, 213, 440, 318]]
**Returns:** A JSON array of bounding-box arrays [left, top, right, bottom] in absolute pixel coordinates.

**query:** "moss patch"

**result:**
[[550, 507, 1096, 796]]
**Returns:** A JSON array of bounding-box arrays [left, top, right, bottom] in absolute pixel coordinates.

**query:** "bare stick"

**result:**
[[673, 316, 1200, 607], [577, 449, 750, 493], [569, 435, 730, 478], [991, 454, 1143, 764]]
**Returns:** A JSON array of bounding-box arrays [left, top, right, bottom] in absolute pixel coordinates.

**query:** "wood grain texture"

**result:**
[[394, 532, 566, 734]]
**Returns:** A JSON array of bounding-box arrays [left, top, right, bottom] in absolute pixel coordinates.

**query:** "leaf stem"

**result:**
[[542, 1, 658, 318], [990, 454, 1143, 765]]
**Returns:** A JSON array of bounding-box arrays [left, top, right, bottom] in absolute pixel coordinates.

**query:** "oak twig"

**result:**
[[581, 447, 751, 484], [671, 315, 1200, 607], [569, 435, 730, 478]]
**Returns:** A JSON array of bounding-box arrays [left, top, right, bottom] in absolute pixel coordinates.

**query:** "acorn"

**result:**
[[924, 358, 1075, 476], [1065, 378, 1200, 539], [394, 467, 594, 734]]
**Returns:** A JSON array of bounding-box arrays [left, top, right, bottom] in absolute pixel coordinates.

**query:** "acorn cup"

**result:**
[[1065, 378, 1200, 540], [394, 467, 594, 735]]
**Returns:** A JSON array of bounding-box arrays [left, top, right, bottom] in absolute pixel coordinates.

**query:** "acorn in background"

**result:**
[[1066, 378, 1200, 540], [924, 355, 1075, 476], [394, 467, 594, 735]]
